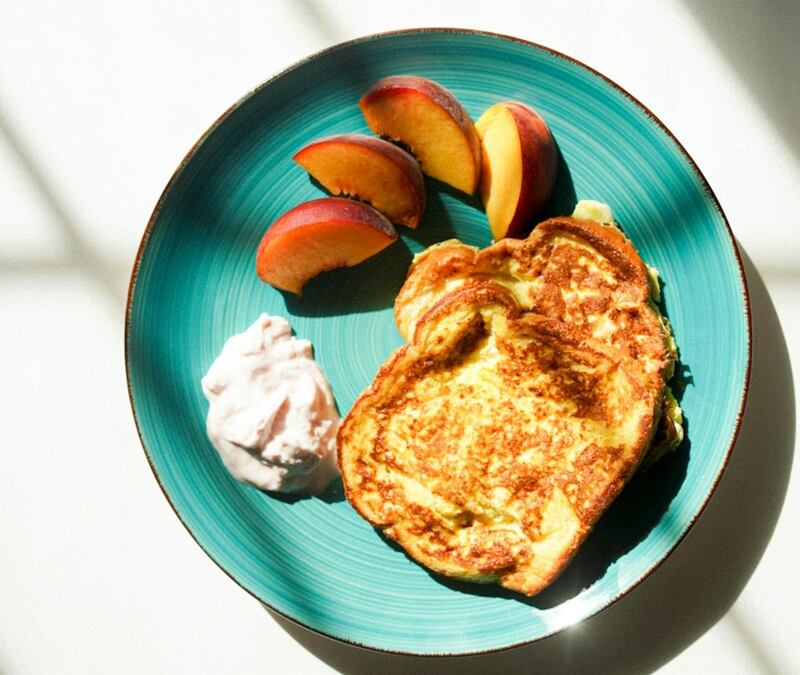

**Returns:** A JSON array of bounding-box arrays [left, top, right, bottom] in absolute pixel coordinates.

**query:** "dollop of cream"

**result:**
[[201, 314, 339, 494]]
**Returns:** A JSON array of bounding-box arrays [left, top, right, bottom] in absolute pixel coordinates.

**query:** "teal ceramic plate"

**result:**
[[126, 29, 750, 655]]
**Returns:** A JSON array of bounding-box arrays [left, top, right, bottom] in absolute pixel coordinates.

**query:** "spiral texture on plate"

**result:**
[[126, 29, 749, 654]]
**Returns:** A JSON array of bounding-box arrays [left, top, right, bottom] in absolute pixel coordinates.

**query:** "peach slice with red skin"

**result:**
[[360, 75, 482, 195], [476, 101, 558, 240], [256, 197, 398, 295], [293, 134, 425, 228]]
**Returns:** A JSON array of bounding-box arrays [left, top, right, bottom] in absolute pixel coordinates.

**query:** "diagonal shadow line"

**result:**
[[725, 606, 785, 675], [0, 256, 76, 274], [680, 0, 800, 167], [292, 0, 346, 45], [0, 255, 131, 277], [0, 104, 126, 309]]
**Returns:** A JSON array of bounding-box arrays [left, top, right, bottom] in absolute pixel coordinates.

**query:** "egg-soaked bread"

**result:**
[[396, 216, 673, 380], [338, 283, 663, 596], [395, 215, 682, 463]]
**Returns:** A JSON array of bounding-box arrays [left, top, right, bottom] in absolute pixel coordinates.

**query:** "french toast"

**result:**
[[396, 216, 672, 379], [395, 213, 682, 462], [338, 283, 664, 596]]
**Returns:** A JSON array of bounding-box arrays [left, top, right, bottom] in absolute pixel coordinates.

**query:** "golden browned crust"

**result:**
[[396, 218, 672, 384], [339, 283, 663, 596]]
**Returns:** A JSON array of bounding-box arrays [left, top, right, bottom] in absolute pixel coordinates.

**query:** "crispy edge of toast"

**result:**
[[341, 281, 663, 596]]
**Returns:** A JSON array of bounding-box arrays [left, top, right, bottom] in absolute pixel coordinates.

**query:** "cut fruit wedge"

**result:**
[[360, 75, 482, 195], [476, 101, 557, 239], [294, 134, 425, 228], [256, 197, 398, 295]]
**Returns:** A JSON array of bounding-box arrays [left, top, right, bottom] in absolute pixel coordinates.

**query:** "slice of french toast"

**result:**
[[339, 283, 663, 596], [395, 215, 682, 462], [396, 216, 673, 381]]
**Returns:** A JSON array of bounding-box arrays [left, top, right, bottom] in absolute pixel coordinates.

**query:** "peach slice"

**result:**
[[256, 197, 398, 295], [293, 134, 425, 228], [476, 101, 558, 240], [360, 75, 482, 195]]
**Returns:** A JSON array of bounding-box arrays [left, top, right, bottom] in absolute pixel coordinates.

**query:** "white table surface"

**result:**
[[1, 1, 798, 673]]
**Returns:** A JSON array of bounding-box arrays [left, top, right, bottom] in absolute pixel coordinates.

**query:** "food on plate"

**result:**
[[571, 199, 683, 461], [571, 198, 613, 224], [395, 202, 673, 378], [293, 134, 426, 228], [336, 201, 683, 594], [395, 200, 682, 463], [201, 314, 339, 495], [360, 75, 482, 195], [255, 197, 398, 294], [475, 101, 557, 239], [338, 282, 664, 596], [239, 67, 685, 595]]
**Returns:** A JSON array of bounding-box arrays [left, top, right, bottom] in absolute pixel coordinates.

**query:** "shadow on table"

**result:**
[[0, 104, 128, 309], [680, 0, 800, 165], [265, 245, 794, 674]]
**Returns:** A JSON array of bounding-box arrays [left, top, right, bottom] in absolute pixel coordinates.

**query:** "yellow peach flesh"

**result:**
[[363, 91, 477, 194], [476, 105, 523, 241], [257, 221, 395, 295], [295, 144, 420, 226]]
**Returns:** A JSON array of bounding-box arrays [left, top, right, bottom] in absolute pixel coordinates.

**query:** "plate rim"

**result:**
[[124, 26, 753, 657]]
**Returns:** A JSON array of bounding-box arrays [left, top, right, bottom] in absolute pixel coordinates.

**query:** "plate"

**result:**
[[126, 29, 750, 655]]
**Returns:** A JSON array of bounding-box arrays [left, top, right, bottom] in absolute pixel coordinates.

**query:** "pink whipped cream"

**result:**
[[201, 314, 339, 494]]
